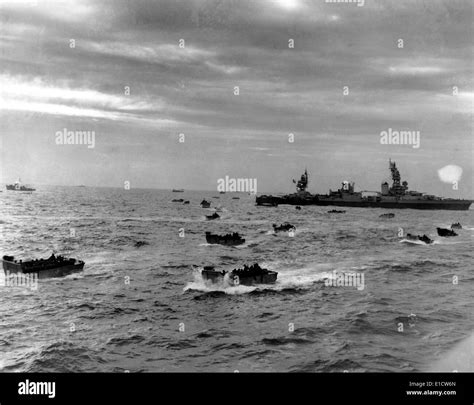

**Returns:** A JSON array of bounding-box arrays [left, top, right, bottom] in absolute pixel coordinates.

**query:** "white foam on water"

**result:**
[[258, 261, 337, 290], [217, 219, 268, 225], [120, 216, 202, 223], [183, 269, 256, 294], [184, 261, 370, 294], [293, 227, 310, 234], [52, 272, 84, 281], [428, 331, 474, 372], [233, 243, 248, 249], [399, 239, 435, 246]]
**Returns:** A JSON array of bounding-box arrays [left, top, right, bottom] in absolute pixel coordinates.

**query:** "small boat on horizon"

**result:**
[[6, 178, 35, 192], [380, 213, 395, 218], [172, 189, 184, 192], [206, 212, 220, 220]]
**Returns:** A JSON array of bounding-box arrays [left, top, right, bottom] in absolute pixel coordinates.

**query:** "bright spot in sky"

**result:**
[[272, 0, 300, 10], [437, 165, 463, 184]]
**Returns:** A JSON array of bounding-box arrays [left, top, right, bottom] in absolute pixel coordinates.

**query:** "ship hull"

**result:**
[[2, 260, 84, 279], [256, 195, 472, 210], [205, 235, 245, 246], [202, 269, 278, 286], [6, 185, 35, 191]]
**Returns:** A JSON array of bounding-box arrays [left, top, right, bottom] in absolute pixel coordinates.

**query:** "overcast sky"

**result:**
[[0, 0, 472, 196]]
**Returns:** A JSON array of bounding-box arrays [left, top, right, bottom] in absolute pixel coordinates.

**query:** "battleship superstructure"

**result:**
[[256, 160, 472, 210]]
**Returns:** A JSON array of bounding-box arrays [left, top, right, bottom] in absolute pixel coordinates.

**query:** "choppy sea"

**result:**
[[0, 187, 472, 372]]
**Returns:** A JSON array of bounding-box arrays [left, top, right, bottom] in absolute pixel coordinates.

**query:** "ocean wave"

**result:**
[[23, 341, 107, 372], [261, 336, 313, 346], [106, 334, 146, 346]]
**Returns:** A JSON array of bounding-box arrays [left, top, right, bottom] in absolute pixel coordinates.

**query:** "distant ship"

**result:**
[[6, 178, 35, 192], [172, 189, 184, 192], [256, 160, 472, 210]]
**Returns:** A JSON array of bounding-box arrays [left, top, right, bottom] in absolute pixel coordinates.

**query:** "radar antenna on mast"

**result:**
[[293, 168, 309, 192], [388, 159, 408, 195]]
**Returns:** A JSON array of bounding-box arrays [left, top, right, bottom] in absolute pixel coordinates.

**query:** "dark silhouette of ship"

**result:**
[[6, 178, 35, 192], [2, 254, 84, 279], [272, 223, 296, 233], [205, 212, 220, 220], [205, 232, 245, 246], [256, 160, 472, 210], [201, 263, 277, 286]]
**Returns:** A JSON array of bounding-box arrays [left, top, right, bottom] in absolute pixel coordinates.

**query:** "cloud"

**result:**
[[0, 0, 472, 192], [388, 66, 446, 75], [0, 74, 178, 126], [84, 41, 215, 64]]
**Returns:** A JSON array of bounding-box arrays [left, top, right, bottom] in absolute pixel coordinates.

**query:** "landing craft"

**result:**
[[201, 263, 277, 286], [256, 160, 472, 210], [2, 254, 84, 279]]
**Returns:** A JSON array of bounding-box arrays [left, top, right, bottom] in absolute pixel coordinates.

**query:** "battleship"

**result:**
[[6, 178, 35, 192], [256, 160, 472, 210]]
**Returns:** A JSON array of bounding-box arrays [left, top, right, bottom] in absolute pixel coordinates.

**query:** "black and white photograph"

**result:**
[[0, 0, 473, 401]]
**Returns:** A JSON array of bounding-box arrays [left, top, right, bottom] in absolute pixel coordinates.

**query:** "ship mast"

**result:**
[[388, 159, 408, 195], [293, 169, 308, 192]]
